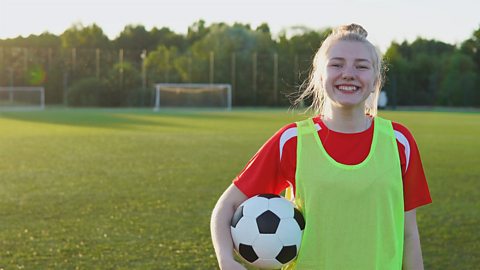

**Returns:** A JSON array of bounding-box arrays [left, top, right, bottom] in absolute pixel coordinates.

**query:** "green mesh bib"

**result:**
[[286, 117, 404, 270]]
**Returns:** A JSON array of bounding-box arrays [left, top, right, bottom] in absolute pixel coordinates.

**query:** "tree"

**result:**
[[60, 23, 112, 84], [151, 27, 186, 52], [460, 25, 480, 69], [60, 23, 110, 49], [186, 20, 211, 45], [179, 22, 276, 105], [276, 27, 329, 106], [384, 39, 456, 106], [384, 42, 410, 106], [114, 24, 154, 50], [104, 61, 142, 106], [1, 21, 478, 108], [438, 52, 478, 106], [144, 45, 179, 84]]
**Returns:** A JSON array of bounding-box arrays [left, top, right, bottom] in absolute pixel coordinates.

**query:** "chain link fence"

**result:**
[[0, 47, 314, 107]]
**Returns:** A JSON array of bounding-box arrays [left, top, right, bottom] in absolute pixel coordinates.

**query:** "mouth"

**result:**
[[335, 85, 360, 94]]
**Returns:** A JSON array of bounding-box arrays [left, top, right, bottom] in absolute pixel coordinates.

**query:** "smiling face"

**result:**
[[321, 40, 376, 111]]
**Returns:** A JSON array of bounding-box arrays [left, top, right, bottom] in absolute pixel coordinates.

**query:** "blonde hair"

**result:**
[[295, 24, 385, 117]]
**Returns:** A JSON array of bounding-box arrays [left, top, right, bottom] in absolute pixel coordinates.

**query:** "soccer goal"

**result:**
[[153, 83, 232, 111], [0, 86, 45, 110]]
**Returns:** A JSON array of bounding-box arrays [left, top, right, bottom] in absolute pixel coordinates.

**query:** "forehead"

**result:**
[[326, 40, 373, 62]]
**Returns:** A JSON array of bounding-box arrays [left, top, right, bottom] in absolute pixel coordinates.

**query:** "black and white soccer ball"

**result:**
[[230, 194, 305, 269]]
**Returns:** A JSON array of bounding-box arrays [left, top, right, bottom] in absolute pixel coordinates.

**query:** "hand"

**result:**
[[219, 259, 247, 270]]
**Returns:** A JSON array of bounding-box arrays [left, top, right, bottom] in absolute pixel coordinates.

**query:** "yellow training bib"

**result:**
[[286, 117, 404, 270]]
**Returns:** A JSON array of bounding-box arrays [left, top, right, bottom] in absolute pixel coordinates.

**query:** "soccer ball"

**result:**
[[230, 194, 305, 269]]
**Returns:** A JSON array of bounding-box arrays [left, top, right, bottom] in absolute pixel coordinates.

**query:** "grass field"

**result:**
[[0, 108, 479, 269]]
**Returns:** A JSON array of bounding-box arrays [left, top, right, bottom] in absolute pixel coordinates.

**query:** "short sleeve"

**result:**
[[233, 124, 295, 197], [393, 122, 432, 211]]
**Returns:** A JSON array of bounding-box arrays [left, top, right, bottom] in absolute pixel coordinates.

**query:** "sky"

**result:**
[[0, 0, 479, 52]]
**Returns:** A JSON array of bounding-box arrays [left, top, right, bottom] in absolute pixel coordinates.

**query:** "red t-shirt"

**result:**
[[233, 116, 432, 212]]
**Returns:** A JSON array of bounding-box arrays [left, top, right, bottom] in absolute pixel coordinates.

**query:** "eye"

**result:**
[[357, 65, 370, 70], [329, 63, 342, 68]]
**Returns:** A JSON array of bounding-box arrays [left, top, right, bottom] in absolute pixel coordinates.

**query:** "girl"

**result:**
[[211, 24, 432, 270]]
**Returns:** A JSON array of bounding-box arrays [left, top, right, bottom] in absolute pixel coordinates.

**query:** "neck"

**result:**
[[322, 105, 371, 133]]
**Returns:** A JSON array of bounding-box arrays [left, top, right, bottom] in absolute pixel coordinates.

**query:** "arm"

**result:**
[[402, 209, 424, 270], [211, 184, 249, 270]]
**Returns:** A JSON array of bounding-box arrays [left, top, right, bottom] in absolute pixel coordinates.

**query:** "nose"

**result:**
[[342, 65, 355, 80]]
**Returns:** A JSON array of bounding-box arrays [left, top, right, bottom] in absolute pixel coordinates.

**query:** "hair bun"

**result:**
[[337, 23, 368, 39]]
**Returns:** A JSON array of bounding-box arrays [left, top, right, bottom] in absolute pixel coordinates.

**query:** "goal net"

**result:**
[[0, 86, 45, 110], [153, 83, 232, 111]]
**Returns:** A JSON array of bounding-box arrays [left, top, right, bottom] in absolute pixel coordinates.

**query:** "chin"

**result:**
[[333, 100, 364, 108]]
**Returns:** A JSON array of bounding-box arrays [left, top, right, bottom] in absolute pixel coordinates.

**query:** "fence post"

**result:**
[[141, 49, 147, 106], [165, 50, 169, 83], [96, 48, 100, 78], [141, 49, 147, 90], [24, 48, 28, 74], [119, 48, 124, 89], [8, 67, 14, 102], [72, 48, 76, 75], [210, 51, 214, 84], [253, 52, 257, 105], [63, 71, 69, 106], [0, 47, 3, 85], [273, 52, 278, 106], [188, 55, 192, 83], [392, 75, 397, 109], [48, 48, 53, 71], [231, 52, 236, 105], [294, 54, 299, 86]]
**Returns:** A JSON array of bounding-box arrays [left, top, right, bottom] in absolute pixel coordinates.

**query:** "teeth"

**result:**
[[337, 85, 357, 91]]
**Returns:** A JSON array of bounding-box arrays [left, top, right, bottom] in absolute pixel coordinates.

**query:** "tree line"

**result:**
[[0, 20, 479, 107]]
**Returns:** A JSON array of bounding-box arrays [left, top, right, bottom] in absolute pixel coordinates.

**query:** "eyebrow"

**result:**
[[330, 57, 371, 63]]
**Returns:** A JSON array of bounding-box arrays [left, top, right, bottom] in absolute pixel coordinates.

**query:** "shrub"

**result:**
[[67, 77, 108, 106]]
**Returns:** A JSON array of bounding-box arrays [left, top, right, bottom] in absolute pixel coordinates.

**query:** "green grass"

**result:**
[[0, 108, 478, 269]]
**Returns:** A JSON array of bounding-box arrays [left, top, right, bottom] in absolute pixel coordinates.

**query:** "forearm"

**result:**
[[402, 234, 424, 269], [210, 200, 237, 266], [402, 210, 424, 270], [210, 184, 248, 268]]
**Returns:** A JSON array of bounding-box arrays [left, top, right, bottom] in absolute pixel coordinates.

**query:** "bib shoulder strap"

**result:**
[[374, 116, 388, 127], [295, 118, 316, 136], [373, 116, 394, 134]]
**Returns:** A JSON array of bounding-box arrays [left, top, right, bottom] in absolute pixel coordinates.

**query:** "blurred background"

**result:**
[[0, 0, 479, 109], [0, 1, 479, 269]]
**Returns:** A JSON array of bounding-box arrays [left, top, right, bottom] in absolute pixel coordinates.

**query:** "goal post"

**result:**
[[0, 86, 45, 110], [153, 83, 232, 111]]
